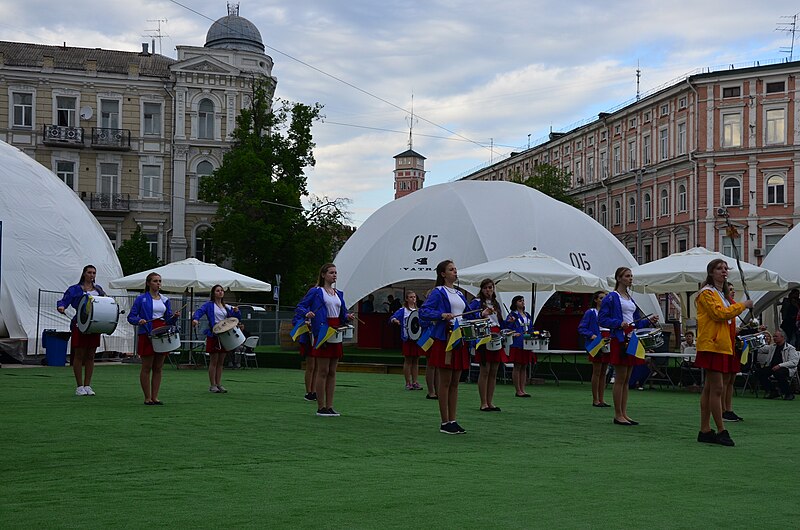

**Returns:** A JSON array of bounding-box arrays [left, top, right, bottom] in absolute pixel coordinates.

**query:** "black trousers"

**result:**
[[756, 366, 791, 396]]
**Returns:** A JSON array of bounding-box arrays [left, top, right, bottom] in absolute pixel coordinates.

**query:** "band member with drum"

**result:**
[[390, 291, 424, 390], [506, 295, 535, 398], [468, 278, 506, 412], [57, 265, 108, 396], [695, 259, 752, 446], [192, 284, 241, 394], [128, 273, 180, 405], [579, 290, 610, 408], [296, 263, 354, 417], [419, 260, 470, 434], [598, 267, 658, 426], [723, 283, 744, 422]]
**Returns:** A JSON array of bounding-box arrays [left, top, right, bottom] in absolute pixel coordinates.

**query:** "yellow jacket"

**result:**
[[695, 287, 746, 355]]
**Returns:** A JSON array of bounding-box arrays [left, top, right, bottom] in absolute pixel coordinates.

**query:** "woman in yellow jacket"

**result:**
[[695, 259, 753, 446]]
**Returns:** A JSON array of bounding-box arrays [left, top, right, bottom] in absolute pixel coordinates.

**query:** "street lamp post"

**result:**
[[636, 167, 643, 264]]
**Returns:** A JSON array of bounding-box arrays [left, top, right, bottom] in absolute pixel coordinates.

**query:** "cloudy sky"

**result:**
[[2, 1, 799, 224]]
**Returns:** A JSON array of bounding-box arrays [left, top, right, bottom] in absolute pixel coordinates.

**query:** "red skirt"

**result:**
[[402, 340, 424, 358], [298, 341, 311, 357], [694, 350, 740, 373], [509, 346, 535, 365], [311, 318, 343, 359], [609, 337, 645, 366], [205, 336, 227, 354], [427, 339, 469, 370], [475, 345, 507, 364], [138, 319, 166, 357], [588, 348, 610, 364], [70, 322, 100, 349]]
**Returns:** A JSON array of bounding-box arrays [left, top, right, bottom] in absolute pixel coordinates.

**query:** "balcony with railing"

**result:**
[[82, 192, 130, 213], [91, 128, 131, 150], [42, 124, 84, 147]]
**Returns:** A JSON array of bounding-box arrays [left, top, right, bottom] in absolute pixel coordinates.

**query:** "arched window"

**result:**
[[195, 226, 213, 262], [587, 206, 594, 219], [628, 196, 636, 223], [613, 200, 621, 226], [198, 99, 214, 139], [643, 192, 652, 219], [194, 160, 214, 201], [678, 184, 687, 212], [767, 175, 785, 204], [723, 177, 741, 206], [660, 188, 670, 216], [600, 204, 607, 226]]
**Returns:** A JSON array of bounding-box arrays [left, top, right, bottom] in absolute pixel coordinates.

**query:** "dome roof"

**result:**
[[205, 13, 264, 53]]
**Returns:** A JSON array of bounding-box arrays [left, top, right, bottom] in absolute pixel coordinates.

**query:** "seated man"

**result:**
[[755, 329, 799, 400]]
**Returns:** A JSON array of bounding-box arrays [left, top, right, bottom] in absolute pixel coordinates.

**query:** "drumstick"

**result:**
[[449, 308, 482, 319]]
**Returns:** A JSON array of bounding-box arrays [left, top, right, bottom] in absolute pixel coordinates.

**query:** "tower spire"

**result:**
[[407, 94, 417, 150]]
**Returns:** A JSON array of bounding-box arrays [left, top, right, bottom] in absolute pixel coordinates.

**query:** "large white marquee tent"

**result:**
[[0, 140, 129, 359], [752, 223, 800, 315], [334, 180, 660, 321]]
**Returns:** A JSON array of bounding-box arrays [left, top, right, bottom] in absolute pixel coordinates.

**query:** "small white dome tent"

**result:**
[[334, 180, 660, 320], [752, 224, 800, 316], [0, 140, 130, 360]]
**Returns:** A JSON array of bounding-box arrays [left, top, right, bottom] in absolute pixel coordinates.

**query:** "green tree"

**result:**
[[116, 226, 161, 275], [512, 163, 581, 208], [200, 80, 350, 303]]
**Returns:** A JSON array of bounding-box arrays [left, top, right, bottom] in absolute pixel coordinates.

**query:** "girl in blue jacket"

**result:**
[[506, 295, 535, 398], [578, 290, 610, 407], [468, 278, 507, 412], [390, 291, 423, 390], [192, 284, 241, 393]]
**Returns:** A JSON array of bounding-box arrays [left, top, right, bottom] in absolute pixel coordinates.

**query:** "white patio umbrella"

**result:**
[[108, 258, 272, 293], [458, 250, 610, 317]]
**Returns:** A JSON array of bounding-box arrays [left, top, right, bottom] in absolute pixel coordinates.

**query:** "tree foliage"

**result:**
[[200, 80, 351, 303], [116, 226, 161, 275], [512, 163, 581, 208]]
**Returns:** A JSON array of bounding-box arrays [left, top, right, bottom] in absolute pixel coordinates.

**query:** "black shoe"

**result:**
[[327, 408, 341, 416], [452, 421, 466, 434], [715, 430, 735, 446], [722, 411, 739, 422], [784, 393, 795, 401], [732, 411, 744, 421], [489, 406, 501, 412], [697, 430, 716, 444], [303, 392, 315, 401], [600, 403, 611, 407], [316, 408, 332, 417], [592, 403, 604, 407], [311, 392, 318, 401], [626, 419, 639, 425], [613, 419, 633, 426], [480, 407, 492, 412], [426, 394, 438, 400], [439, 422, 458, 434]]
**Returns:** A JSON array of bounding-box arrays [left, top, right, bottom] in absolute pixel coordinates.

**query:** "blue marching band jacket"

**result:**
[[192, 301, 242, 338], [127, 292, 180, 336], [57, 283, 107, 327], [505, 309, 534, 349], [295, 286, 351, 342], [597, 291, 651, 343], [418, 286, 470, 342]]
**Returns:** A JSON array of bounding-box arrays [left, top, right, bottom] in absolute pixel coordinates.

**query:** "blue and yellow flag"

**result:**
[[740, 341, 750, 366], [475, 334, 491, 349], [290, 321, 309, 341], [316, 324, 337, 348], [417, 327, 434, 351], [586, 336, 605, 358], [445, 320, 462, 351], [626, 332, 646, 359]]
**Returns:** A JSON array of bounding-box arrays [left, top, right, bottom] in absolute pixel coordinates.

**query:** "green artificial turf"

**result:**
[[1, 364, 795, 528]]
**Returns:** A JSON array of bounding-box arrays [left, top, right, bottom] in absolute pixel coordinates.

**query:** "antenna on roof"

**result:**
[[636, 60, 641, 101], [406, 94, 417, 150], [143, 18, 169, 55], [776, 13, 799, 61]]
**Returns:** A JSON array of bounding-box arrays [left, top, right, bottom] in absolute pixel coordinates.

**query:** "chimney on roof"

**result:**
[[42, 55, 54, 72], [141, 42, 150, 55], [85, 58, 97, 73]]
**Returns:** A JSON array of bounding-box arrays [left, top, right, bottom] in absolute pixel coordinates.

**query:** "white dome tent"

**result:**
[[752, 224, 800, 317], [334, 180, 660, 321], [0, 140, 130, 360]]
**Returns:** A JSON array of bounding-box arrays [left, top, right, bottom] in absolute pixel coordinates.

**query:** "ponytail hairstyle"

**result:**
[[434, 260, 454, 287], [591, 290, 607, 309], [208, 284, 225, 301], [702, 259, 730, 299], [78, 265, 96, 285], [510, 295, 525, 312], [613, 267, 632, 292], [316, 263, 336, 287], [144, 272, 161, 292], [404, 291, 417, 310], [478, 278, 503, 318]]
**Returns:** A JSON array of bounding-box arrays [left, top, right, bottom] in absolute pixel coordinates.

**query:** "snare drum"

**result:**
[[486, 333, 504, 351], [405, 310, 421, 341], [150, 325, 181, 353], [634, 328, 664, 350], [337, 325, 355, 340], [523, 333, 537, 351], [736, 332, 768, 354], [212, 317, 246, 351], [460, 318, 491, 341], [76, 294, 119, 334]]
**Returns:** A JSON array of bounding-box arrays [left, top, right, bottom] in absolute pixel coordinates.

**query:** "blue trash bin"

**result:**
[[42, 329, 69, 367]]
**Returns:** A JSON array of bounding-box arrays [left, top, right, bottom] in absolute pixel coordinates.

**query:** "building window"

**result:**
[[587, 206, 594, 218], [679, 97, 687, 109], [600, 151, 608, 179], [629, 117, 636, 129], [765, 108, 785, 144], [145, 232, 159, 260], [721, 234, 742, 258], [613, 145, 621, 174], [600, 131, 607, 141], [643, 135, 651, 165], [722, 86, 741, 98], [587, 157, 594, 181], [55, 160, 76, 190], [564, 145, 570, 155], [659, 188, 670, 216], [141, 164, 162, 199], [613, 200, 621, 226], [576, 140, 582, 150], [628, 140, 636, 170], [600, 204, 607, 226], [767, 175, 785, 204], [195, 227, 213, 261], [588, 136, 594, 146], [766, 81, 785, 94], [643, 192, 652, 219], [660, 104, 669, 116], [143, 102, 162, 136], [99, 162, 119, 195], [198, 99, 214, 139], [723, 177, 741, 207], [660, 241, 669, 257], [659, 128, 669, 160], [677, 122, 686, 155], [574, 160, 582, 183], [194, 160, 214, 201], [12, 92, 33, 127], [678, 239, 687, 252], [722, 113, 742, 147], [643, 244, 652, 263], [678, 184, 687, 212], [56, 96, 77, 127], [100, 99, 120, 129], [764, 234, 783, 256], [614, 124, 621, 135], [628, 196, 636, 222], [644, 111, 651, 122]]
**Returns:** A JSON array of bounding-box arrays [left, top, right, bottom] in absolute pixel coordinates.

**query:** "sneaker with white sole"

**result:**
[[209, 385, 220, 393], [216, 385, 227, 393], [75, 386, 87, 396], [84, 386, 95, 396]]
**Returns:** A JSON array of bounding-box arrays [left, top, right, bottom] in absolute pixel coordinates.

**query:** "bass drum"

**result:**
[[405, 310, 421, 341], [77, 295, 119, 334]]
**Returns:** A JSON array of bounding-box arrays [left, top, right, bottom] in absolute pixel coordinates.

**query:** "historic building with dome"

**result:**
[[0, 5, 276, 263]]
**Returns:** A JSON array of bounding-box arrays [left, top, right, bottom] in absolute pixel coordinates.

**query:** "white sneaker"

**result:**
[[610, 377, 616, 384], [209, 385, 220, 393], [75, 386, 87, 396], [216, 385, 227, 393], [84, 386, 95, 396]]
